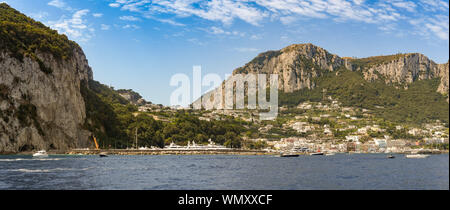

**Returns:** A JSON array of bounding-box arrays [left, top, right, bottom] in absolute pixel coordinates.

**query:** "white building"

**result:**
[[346, 135, 360, 142]]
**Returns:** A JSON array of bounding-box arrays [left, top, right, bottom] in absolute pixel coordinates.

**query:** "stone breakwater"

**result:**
[[67, 149, 269, 156]]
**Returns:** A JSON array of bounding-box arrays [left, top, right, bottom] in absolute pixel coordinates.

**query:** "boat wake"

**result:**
[[0, 158, 62, 162], [6, 167, 93, 173]]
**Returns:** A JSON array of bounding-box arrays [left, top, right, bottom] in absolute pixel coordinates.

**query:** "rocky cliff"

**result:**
[[0, 48, 93, 153], [231, 43, 448, 96], [116, 89, 151, 106], [233, 44, 349, 92], [351, 53, 449, 95], [0, 3, 93, 153]]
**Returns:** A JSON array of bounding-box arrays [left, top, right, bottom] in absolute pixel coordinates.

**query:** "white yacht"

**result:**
[[406, 154, 430, 159], [32, 150, 48, 158]]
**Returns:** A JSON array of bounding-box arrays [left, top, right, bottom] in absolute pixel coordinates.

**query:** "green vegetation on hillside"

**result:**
[[0, 3, 77, 73], [280, 68, 449, 125], [80, 80, 247, 149]]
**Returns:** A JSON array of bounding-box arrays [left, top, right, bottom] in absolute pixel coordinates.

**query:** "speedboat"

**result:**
[[310, 152, 324, 156], [32, 150, 48, 158], [99, 152, 108, 157], [279, 153, 299, 157], [406, 154, 430, 159]]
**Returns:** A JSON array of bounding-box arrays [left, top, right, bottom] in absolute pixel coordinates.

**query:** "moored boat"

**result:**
[[406, 154, 429, 159], [279, 153, 299, 157], [32, 150, 48, 158]]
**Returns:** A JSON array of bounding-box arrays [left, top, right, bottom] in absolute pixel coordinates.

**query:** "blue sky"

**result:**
[[3, 0, 449, 105]]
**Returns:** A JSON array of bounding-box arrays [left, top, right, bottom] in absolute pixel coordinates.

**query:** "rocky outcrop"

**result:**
[[0, 47, 93, 153], [359, 54, 449, 93], [117, 89, 150, 106], [437, 62, 449, 96], [233, 43, 347, 92]]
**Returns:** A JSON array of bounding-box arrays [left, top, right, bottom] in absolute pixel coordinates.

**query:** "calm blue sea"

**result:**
[[0, 154, 448, 190]]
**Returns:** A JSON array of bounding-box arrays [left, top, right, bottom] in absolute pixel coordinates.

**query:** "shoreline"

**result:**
[[1, 149, 448, 156]]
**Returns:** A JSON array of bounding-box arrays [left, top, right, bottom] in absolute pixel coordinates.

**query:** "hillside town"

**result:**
[[134, 96, 449, 154]]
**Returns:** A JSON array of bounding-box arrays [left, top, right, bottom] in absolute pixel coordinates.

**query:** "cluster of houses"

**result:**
[[259, 136, 446, 154], [132, 96, 448, 153]]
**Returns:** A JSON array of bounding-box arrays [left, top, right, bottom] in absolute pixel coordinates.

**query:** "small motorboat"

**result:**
[[310, 152, 324, 156], [279, 152, 299, 157], [99, 152, 108, 157], [325, 153, 336, 156], [387, 154, 395, 159], [32, 150, 49, 158]]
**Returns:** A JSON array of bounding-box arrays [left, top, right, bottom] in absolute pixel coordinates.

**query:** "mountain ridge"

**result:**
[[231, 43, 448, 95], [197, 43, 449, 124]]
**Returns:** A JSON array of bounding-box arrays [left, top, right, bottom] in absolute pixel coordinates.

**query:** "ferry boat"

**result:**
[[406, 154, 430, 159], [167, 139, 229, 150], [32, 150, 48, 158]]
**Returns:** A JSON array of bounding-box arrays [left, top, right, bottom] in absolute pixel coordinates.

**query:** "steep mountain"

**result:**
[[233, 44, 350, 92], [0, 3, 94, 153], [199, 43, 449, 124]]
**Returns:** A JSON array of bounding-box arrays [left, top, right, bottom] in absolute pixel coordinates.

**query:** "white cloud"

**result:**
[[119, 16, 140, 21], [109, 3, 120, 8], [93, 13, 103, 18], [155, 18, 185, 26], [420, 0, 449, 12], [390, 0, 417, 12], [425, 23, 448, 40], [100, 24, 110, 30], [106, 0, 449, 41], [204, 26, 246, 38], [409, 14, 449, 41], [234, 47, 259, 52], [123, 24, 140, 29], [187, 38, 206, 45], [30, 11, 49, 20], [110, 0, 267, 26], [48, 9, 94, 42], [48, 0, 72, 11]]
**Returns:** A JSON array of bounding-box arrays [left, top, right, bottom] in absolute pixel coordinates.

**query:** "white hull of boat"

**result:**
[[32, 150, 48, 158], [406, 154, 430, 159]]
